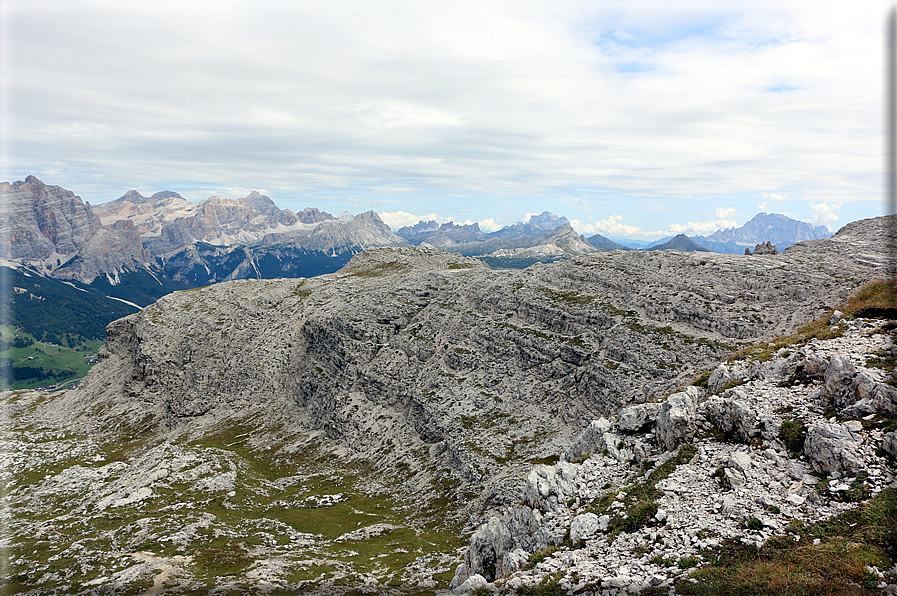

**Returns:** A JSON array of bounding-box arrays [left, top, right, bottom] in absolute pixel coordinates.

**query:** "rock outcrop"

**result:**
[[454, 316, 897, 592]]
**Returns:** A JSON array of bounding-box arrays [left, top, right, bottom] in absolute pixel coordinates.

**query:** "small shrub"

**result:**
[[692, 371, 712, 388], [525, 546, 558, 570], [515, 573, 564, 596], [472, 586, 491, 596], [745, 517, 763, 531], [779, 364, 813, 388], [837, 473, 872, 503], [779, 419, 806, 454], [677, 555, 700, 569]]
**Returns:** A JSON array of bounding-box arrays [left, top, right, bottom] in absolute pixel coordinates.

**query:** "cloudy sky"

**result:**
[[0, 0, 890, 238]]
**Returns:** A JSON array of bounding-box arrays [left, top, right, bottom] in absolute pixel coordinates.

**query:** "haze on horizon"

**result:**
[[0, 0, 889, 240]]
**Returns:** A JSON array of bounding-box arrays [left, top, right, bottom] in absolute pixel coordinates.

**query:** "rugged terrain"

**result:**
[[452, 315, 897, 594], [0, 215, 892, 594]]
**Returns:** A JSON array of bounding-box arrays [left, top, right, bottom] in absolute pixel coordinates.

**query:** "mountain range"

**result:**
[[0, 176, 835, 350]]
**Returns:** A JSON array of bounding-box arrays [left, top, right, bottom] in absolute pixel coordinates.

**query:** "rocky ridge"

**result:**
[[451, 316, 897, 594]]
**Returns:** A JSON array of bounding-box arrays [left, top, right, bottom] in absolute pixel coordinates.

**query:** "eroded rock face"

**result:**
[[0, 175, 102, 263], [462, 317, 896, 591], [617, 403, 661, 433]]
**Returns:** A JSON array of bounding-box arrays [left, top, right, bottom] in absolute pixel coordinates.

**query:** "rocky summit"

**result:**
[[1, 215, 894, 594]]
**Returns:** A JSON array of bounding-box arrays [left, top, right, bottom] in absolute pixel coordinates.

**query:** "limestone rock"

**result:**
[[701, 394, 759, 442], [823, 354, 857, 410], [453, 573, 488, 594], [803, 421, 864, 474], [656, 391, 698, 451], [564, 418, 612, 462], [569, 512, 601, 543], [882, 432, 897, 459], [727, 451, 752, 472], [752, 241, 779, 255], [617, 403, 661, 433]]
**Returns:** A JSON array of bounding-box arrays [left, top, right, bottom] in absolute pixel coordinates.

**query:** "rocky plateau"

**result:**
[[0, 215, 894, 594]]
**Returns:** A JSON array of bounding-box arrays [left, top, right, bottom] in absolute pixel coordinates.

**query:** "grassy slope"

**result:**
[[0, 326, 103, 390]]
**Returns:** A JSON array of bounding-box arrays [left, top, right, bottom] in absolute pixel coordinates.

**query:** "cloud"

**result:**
[[561, 195, 595, 211], [378, 211, 441, 229], [571, 214, 664, 238], [668, 207, 738, 235], [810, 202, 841, 228], [759, 192, 787, 212], [0, 0, 884, 230], [476, 218, 502, 232]]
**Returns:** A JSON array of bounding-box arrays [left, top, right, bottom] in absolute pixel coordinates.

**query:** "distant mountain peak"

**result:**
[[116, 190, 147, 203], [647, 234, 712, 252], [696, 212, 831, 253], [527, 211, 568, 228]]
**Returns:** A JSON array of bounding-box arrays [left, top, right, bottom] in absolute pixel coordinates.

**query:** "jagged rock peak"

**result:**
[[527, 211, 569, 228], [295, 207, 335, 223], [396, 219, 440, 239], [753, 241, 779, 255]]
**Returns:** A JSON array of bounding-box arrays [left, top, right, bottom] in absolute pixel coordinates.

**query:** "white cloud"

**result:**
[[571, 215, 664, 238], [811, 202, 841, 228], [477, 217, 502, 232], [715, 206, 736, 220], [0, 0, 885, 229], [759, 192, 787, 212], [378, 211, 441, 229], [668, 207, 738, 235]]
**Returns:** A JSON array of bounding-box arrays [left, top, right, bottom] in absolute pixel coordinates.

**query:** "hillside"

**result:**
[[0, 215, 891, 594]]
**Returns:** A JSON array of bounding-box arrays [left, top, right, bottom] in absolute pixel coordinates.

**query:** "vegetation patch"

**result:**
[[676, 488, 897, 596], [515, 572, 565, 596], [779, 418, 807, 455], [730, 279, 895, 364], [344, 261, 411, 278]]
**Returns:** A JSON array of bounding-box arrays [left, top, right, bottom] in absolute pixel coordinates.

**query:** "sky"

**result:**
[[0, 0, 891, 239]]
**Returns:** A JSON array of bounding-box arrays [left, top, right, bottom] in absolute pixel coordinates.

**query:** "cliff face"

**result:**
[[0, 175, 153, 280], [0, 175, 102, 263], [1, 177, 409, 284]]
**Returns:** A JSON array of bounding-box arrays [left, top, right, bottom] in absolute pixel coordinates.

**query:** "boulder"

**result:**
[[452, 574, 488, 594], [617, 403, 661, 433], [823, 354, 857, 410], [656, 391, 698, 451], [882, 432, 897, 459], [564, 418, 612, 462], [465, 517, 514, 580], [803, 421, 864, 474], [728, 451, 752, 472], [569, 512, 602, 543], [723, 467, 745, 489], [524, 462, 579, 511], [502, 549, 530, 575], [701, 393, 759, 442]]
